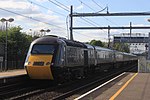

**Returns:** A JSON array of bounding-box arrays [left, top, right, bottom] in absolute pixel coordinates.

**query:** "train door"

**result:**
[[84, 50, 88, 66]]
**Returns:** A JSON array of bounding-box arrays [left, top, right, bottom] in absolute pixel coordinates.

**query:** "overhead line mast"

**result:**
[[70, 5, 73, 41], [69, 5, 150, 50]]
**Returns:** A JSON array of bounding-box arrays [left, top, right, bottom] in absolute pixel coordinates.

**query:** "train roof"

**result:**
[[32, 36, 65, 45], [123, 52, 137, 56], [85, 44, 95, 49], [32, 35, 87, 48], [62, 39, 87, 48], [94, 46, 113, 52]]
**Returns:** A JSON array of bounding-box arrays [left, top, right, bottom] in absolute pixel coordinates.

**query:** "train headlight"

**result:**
[[46, 62, 54, 66], [28, 62, 31, 65], [24, 62, 28, 66], [24, 62, 31, 66]]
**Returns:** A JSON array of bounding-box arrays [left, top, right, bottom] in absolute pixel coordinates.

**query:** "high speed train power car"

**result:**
[[24, 35, 137, 80]]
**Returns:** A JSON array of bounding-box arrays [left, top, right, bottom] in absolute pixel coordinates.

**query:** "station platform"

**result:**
[[95, 73, 150, 100], [77, 72, 150, 100], [110, 73, 150, 100], [0, 69, 26, 78]]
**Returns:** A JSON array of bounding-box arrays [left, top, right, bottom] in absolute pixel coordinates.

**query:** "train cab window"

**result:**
[[31, 44, 56, 54]]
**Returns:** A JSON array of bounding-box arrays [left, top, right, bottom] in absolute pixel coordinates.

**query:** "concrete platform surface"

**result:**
[[114, 73, 150, 100], [78, 73, 150, 100], [0, 69, 26, 78]]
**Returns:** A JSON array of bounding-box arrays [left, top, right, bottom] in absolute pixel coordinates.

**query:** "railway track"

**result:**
[[0, 79, 56, 100], [52, 66, 137, 100], [12, 65, 137, 100], [11, 80, 81, 100], [10, 82, 56, 100]]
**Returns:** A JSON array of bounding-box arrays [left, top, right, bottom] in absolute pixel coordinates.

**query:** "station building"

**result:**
[[113, 33, 148, 54]]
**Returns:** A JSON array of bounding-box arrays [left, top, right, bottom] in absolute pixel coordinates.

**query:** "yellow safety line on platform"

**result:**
[[109, 73, 138, 100]]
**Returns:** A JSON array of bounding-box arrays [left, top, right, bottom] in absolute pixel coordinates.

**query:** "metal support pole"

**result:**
[[5, 21, 8, 71], [108, 25, 110, 48], [70, 5, 73, 41], [148, 32, 150, 60], [0, 18, 14, 71], [130, 22, 132, 43]]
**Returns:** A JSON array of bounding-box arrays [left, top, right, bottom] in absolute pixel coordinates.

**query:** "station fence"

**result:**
[[138, 56, 150, 73], [0, 61, 24, 71]]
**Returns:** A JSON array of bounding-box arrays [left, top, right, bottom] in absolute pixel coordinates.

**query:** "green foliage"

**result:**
[[89, 40, 104, 47], [113, 43, 130, 53], [0, 26, 33, 68]]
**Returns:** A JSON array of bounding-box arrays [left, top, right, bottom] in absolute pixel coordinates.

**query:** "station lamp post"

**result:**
[[0, 18, 14, 71], [40, 29, 51, 36], [147, 19, 150, 59]]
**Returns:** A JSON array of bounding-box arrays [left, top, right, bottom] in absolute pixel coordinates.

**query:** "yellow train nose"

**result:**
[[26, 55, 54, 80]]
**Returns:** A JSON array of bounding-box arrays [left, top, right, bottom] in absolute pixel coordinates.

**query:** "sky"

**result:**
[[0, 0, 150, 42]]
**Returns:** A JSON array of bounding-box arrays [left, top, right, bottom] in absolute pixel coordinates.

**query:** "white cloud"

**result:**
[[76, 5, 83, 10], [0, 0, 40, 15], [0, 0, 67, 37], [0, 0, 29, 9], [73, 30, 106, 42], [35, 0, 47, 2]]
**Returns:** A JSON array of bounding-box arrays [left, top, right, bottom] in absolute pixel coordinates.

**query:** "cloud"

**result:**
[[0, 0, 67, 37], [0, 0, 29, 9], [35, 0, 47, 2], [73, 30, 107, 42], [76, 5, 83, 10], [0, 0, 40, 15], [0, 0, 119, 42]]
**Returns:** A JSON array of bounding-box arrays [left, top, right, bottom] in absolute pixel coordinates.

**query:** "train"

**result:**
[[24, 35, 138, 80]]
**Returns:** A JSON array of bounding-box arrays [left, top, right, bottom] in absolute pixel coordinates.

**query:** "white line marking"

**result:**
[[118, 82, 123, 86], [74, 72, 126, 100]]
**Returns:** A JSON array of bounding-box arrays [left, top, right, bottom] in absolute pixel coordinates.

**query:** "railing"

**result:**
[[138, 56, 150, 73], [0, 61, 24, 71]]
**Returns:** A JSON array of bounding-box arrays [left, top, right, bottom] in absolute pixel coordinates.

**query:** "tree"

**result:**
[[89, 40, 104, 47], [0, 26, 33, 69], [113, 43, 130, 53]]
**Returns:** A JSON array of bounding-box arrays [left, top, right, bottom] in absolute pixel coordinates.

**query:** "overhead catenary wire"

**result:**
[[80, 17, 98, 27], [73, 31, 96, 38], [45, 0, 106, 33], [81, 0, 118, 26], [91, 0, 109, 14], [73, 30, 107, 40], [29, 0, 89, 39], [78, 0, 96, 12], [91, 0, 103, 9], [82, 18, 106, 32], [96, 6, 108, 13], [0, 7, 66, 29], [27, 0, 69, 37], [58, 0, 102, 28], [77, 0, 119, 26], [48, 0, 70, 12], [53, 0, 69, 10], [0, 1, 107, 40], [27, 0, 66, 17]]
